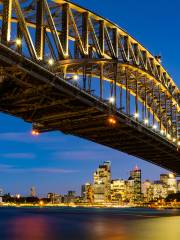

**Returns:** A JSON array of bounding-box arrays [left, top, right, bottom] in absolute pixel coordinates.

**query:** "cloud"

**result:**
[[0, 164, 78, 174], [53, 149, 118, 161], [0, 132, 65, 144], [0, 153, 36, 159]]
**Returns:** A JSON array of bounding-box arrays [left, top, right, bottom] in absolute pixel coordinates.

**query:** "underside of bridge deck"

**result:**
[[0, 45, 180, 175]]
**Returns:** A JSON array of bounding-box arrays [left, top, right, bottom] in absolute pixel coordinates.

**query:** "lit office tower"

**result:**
[[130, 166, 142, 202], [167, 173, 177, 194], [93, 161, 111, 203], [81, 183, 93, 203], [111, 179, 126, 203], [160, 174, 169, 185]]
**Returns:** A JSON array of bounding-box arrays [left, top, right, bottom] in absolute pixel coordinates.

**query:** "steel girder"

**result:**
[[0, 0, 179, 173]]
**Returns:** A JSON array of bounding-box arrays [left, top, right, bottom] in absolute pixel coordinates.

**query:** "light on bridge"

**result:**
[[166, 133, 171, 140], [72, 74, 79, 80], [108, 117, 116, 125], [134, 112, 139, 119], [48, 58, 54, 66], [160, 129, 164, 135], [31, 130, 39, 136], [153, 124, 157, 130], [15, 38, 22, 46], [144, 118, 149, 125], [178, 141, 180, 146], [109, 97, 115, 104], [172, 138, 176, 143]]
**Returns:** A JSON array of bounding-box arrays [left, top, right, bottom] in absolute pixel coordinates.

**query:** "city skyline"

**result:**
[[0, 0, 180, 195], [0, 160, 179, 197]]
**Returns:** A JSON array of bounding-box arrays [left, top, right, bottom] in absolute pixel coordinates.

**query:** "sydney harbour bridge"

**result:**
[[0, 0, 179, 174]]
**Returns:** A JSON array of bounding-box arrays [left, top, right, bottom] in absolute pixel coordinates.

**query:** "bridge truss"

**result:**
[[0, 0, 180, 173]]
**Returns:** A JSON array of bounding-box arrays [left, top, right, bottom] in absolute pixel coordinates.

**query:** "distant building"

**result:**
[[93, 161, 111, 203], [160, 173, 177, 194], [81, 183, 93, 203], [30, 187, 36, 197], [111, 179, 126, 204], [0, 188, 3, 197], [160, 174, 169, 185], [149, 181, 168, 200], [64, 191, 76, 203], [142, 180, 152, 202], [47, 193, 62, 204], [130, 166, 142, 202], [167, 173, 177, 194]]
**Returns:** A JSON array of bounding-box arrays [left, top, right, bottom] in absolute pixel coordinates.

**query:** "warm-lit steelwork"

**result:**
[[0, 0, 179, 173]]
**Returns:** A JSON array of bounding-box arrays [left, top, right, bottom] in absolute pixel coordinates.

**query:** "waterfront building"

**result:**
[[142, 180, 152, 202], [93, 161, 111, 203], [111, 179, 126, 204], [167, 173, 177, 194], [130, 166, 142, 202], [30, 187, 36, 197], [47, 193, 62, 204], [150, 181, 168, 200], [160, 174, 169, 185], [81, 183, 93, 203], [126, 177, 134, 203], [65, 191, 76, 203], [160, 173, 177, 194]]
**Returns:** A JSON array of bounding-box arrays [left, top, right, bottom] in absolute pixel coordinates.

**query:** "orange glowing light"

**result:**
[[31, 130, 39, 136], [39, 200, 44, 206], [108, 117, 116, 125]]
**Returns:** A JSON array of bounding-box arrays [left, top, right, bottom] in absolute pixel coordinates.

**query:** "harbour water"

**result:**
[[0, 207, 180, 240]]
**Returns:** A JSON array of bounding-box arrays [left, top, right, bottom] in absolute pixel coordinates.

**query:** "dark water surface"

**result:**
[[0, 207, 180, 240]]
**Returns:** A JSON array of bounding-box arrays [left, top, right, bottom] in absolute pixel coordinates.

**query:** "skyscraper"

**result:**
[[93, 161, 111, 203], [130, 166, 142, 202], [81, 183, 93, 203], [111, 179, 126, 203]]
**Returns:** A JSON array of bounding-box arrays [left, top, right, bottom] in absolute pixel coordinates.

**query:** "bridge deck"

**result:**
[[0, 44, 180, 175]]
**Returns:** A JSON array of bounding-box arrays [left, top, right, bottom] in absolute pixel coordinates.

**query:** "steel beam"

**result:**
[[1, 0, 12, 43]]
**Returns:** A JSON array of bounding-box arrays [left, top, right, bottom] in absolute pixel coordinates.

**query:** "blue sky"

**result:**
[[0, 0, 180, 196]]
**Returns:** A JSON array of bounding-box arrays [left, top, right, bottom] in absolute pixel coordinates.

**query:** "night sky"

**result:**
[[0, 0, 180, 196]]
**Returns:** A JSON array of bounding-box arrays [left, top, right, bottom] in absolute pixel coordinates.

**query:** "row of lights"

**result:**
[[133, 112, 180, 146], [107, 97, 180, 146]]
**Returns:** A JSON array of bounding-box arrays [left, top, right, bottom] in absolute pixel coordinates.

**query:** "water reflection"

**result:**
[[8, 216, 54, 240], [0, 208, 180, 240]]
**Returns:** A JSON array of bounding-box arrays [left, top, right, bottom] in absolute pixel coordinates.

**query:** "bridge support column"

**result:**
[[1, 0, 12, 44], [36, 0, 45, 60], [62, 3, 69, 57]]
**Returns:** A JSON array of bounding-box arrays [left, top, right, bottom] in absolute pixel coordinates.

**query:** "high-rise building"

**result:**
[[160, 174, 169, 185], [167, 173, 177, 194], [130, 166, 142, 202], [150, 181, 168, 200], [93, 161, 111, 203], [126, 177, 134, 203], [81, 183, 93, 203], [142, 180, 152, 202], [47, 193, 62, 204], [111, 179, 126, 203]]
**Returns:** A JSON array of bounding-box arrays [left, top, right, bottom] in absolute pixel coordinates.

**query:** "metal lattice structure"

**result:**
[[0, 0, 180, 173]]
